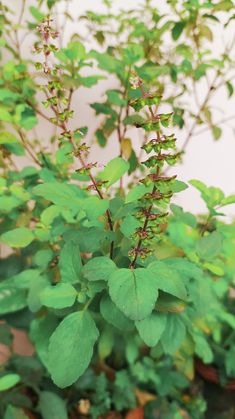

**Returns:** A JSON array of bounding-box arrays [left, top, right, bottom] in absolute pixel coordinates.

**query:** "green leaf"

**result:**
[[225, 347, 235, 376], [98, 157, 129, 187], [156, 293, 186, 314], [27, 276, 48, 313], [135, 313, 167, 347], [59, 241, 82, 284], [193, 333, 213, 363], [56, 42, 86, 62], [120, 214, 140, 238], [79, 75, 105, 87], [0, 374, 20, 391], [39, 391, 68, 419], [3, 405, 28, 419], [98, 326, 114, 360], [0, 196, 23, 213], [108, 268, 158, 320], [1, 227, 34, 248], [196, 231, 223, 260], [33, 182, 85, 210], [107, 90, 126, 106], [123, 43, 145, 64], [220, 194, 235, 207], [190, 179, 224, 209], [125, 184, 150, 203], [0, 132, 19, 144], [171, 180, 188, 193], [212, 126, 222, 140], [91, 102, 118, 118], [203, 262, 224, 276], [0, 281, 27, 315], [30, 314, 58, 369], [100, 295, 134, 331], [29, 6, 44, 21], [48, 311, 99, 388], [226, 80, 234, 97], [172, 21, 186, 40], [161, 314, 186, 354], [83, 197, 109, 219], [148, 261, 187, 300], [40, 283, 77, 309], [82, 256, 117, 282], [170, 204, 197, 228]]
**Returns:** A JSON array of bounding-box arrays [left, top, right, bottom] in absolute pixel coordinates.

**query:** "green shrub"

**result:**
[[0, 1, 234, 417]]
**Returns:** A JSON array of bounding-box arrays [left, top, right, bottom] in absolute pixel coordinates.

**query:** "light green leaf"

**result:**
[[203, 262, 224, 276], [99, 157, 129, 187], [148, 261, 187, 300], [196, 231, 223, 260], [1, 227, 34, 248], [136, 313, 167, 347], [83, 197, 109, 219], [56, 42, 86, 62], [59, 241, 82, 284], [190, 179, 224, 209], [33, 182, 85, 210], [120, 214, 140, 238], [161, 314, 186, 354], [108, 268, 158, 320], [212, 126, 222, 140], [0, 374, 20, 392], [82, 256, 117, 282], [40, 283, 77, 309], [221, 194, 235, 207], [125, 184, 150, 203], [39, 391, 68, 419], [29, 6, 44, 21], [0, 132, 19, 144], [0, 196, 22, 213], [48, 311, 99, 388]]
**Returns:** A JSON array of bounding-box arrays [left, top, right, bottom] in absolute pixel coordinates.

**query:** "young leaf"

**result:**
[[220, 194, 235, 207], [108, 268, 158, 320], [98, 157, 129, 187], [40, 283, 77, 309], [48, 311, 99, 388], [82, 256, 117, 281], [1, 227, 34, 248], [0, 374, 20, 392], [135, 313, 167, 347]]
